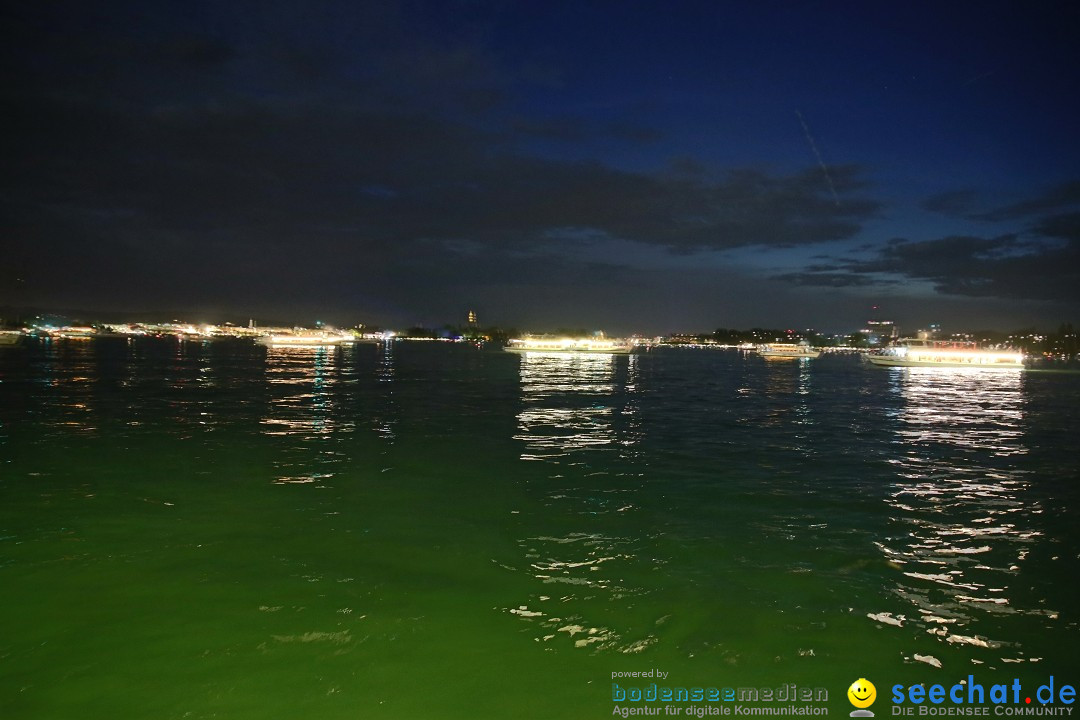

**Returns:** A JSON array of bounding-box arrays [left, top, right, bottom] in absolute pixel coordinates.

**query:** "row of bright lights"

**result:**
[[511, 337, 633, 350], [23, 323, 396, 341], [899, 347, 1025, 364]]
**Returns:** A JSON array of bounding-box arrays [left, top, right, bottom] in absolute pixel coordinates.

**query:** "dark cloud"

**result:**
[[769, 272, 884, 288], [509, 116, 662, 145], [2, 64, 885, 324], [606, 122, 663, 144], [666, 156, 708, 178], [921, 190, 977, 217], [3, 82, 882, 256], [919, 183, 1080, 223], [785, 184, 1080, 308], [1032, 211, 1080, 241], [446, 162, 879, 252], [510, 116, 591, 142], [3, 0, 882, 285], [784, 232, 1079, 303], [976, 181, 1080, 221]]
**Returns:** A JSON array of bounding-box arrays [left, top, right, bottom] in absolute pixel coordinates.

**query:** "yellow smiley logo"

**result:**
[[848, 678, 877, 709]]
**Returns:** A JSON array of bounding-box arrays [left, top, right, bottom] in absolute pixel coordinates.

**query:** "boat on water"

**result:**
[[757, 342, 820, 359], [256, 332, 355, 347], [504, 335, 634, 355], [864, 338, 1024, 370], [0, 330, 23, 347]]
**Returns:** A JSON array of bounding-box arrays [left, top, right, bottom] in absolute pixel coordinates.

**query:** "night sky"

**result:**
[[4, 1, 1079, 334]]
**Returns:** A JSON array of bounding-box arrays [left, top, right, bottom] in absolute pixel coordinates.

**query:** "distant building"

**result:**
[[916, 323, 941, 341], [467, 310, 477, 325], [865, 319, 898, 339]]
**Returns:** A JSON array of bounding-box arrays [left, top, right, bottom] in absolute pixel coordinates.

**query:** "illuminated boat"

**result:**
[[256, 332, 355, 347], [757, 342, 820, 359], [504, 335, 634, 355], [864, 339, 1023, 369], [45, 326, 97, 339], [0, 330, 23, 346]]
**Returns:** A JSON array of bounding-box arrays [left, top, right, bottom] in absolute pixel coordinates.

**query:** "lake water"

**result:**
[[1, 339, 1078, 718]]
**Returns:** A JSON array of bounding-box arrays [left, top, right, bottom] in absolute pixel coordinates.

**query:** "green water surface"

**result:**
[[2, 340, 1078, 718]]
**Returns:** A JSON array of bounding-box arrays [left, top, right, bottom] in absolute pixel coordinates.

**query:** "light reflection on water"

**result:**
[[513, 352, 640, 462], [261, 345, 354, 485], [508, 529, 656, 654], [3, 341, 1077, 709], [36, 338, 99, 435], [758, 357, 815, 456], [373, 340, 397, 443], [877, 367, 1053, 662], [508, 352, 655, 653], [256, 342, 398, 485]]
